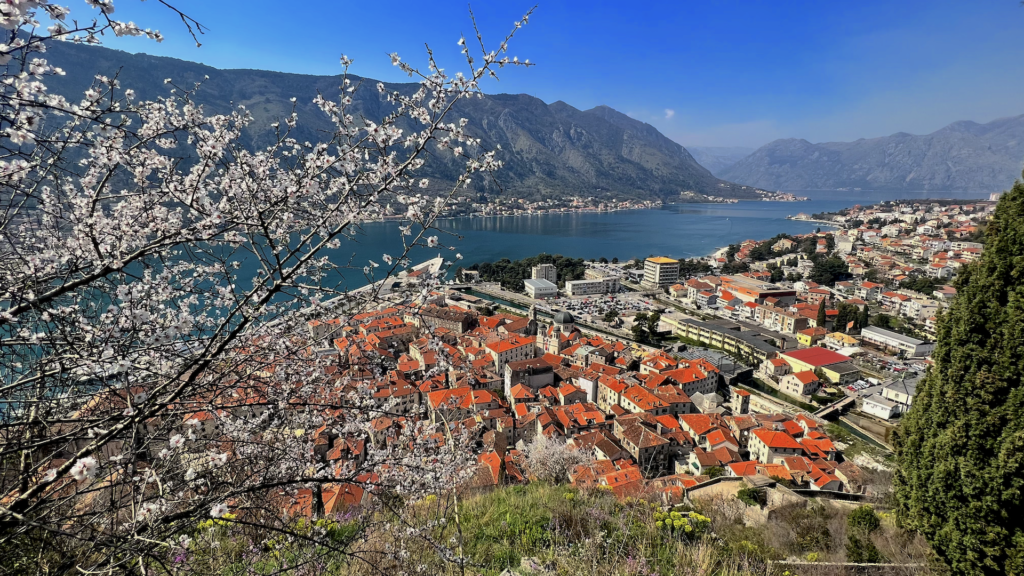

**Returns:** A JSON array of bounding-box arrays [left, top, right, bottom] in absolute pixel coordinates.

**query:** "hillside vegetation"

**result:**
[[145, 482, 941, 576]]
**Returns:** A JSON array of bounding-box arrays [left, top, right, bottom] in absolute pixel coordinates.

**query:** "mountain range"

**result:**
[[40, 41, 766, 202], [720, 116, 1024, 193], [38, 41, 1024, 197]]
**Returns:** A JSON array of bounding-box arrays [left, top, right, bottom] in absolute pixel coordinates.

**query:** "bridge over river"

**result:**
[[814, 395, 855, 419]]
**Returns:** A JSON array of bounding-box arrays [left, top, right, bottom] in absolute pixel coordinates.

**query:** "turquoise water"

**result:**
[[254, 189, 993, 291]]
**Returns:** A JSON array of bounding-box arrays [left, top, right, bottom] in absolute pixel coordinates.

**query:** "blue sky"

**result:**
[[100, 1, 1024, 148]]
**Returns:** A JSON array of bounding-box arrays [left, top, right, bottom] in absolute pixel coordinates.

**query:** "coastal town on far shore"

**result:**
[[92, 195, 995, 519], [383, 188, 807, 219]]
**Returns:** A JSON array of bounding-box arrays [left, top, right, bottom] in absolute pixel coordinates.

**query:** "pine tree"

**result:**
[[816, 299, 827, 327], [894, 175, 1024, 576]]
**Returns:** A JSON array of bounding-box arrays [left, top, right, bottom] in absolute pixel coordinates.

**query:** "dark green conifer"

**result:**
[[894, 175, 1024, 576], [856, 305, 869, 331]]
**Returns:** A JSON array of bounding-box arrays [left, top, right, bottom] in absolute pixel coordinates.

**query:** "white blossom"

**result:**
[[210, 503, 229, 518], [69, 457, 99, 481]]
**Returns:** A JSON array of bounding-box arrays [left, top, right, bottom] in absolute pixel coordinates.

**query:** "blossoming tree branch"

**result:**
[[0, 1, 535, 573]]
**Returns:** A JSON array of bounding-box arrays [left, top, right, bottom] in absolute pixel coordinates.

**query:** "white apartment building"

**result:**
[[860, 326, 935, 358], [531, 263, 557, 284], [565, 276, 620, 297], [950, 241, 983, 251], [926, 264, 953, 280], [904, 298, 940, 322], [642, 257, 679, 289]]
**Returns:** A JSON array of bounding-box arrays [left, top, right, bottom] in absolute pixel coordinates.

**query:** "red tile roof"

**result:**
[[728, 461, 759, 476], [752, 429, 803, 450], [792, 371, 819, 384], [782, 347, 851, 367]]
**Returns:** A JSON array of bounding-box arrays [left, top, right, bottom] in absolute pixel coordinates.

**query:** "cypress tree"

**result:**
[[894, 176, 1024, 576], [856, 305, 869, 331], [816, 299, 827, 327]]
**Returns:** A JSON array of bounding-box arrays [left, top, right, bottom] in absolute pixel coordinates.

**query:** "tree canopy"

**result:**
[[894, 176, 1024, 576], [679, 258, 713, 278], [831, 301, 867, 333], [898, 276, 944, 296], [807, 255, 849, 286], [472, 253, 587, 292]]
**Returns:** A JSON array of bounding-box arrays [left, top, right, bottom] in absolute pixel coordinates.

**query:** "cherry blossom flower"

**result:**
[[69, 457, 98, 481], [210, 503, 229, 518]]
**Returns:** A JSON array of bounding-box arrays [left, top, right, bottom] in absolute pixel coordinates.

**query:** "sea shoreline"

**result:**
[[380, 196, 810, 223], [700, 218, 839, 259]]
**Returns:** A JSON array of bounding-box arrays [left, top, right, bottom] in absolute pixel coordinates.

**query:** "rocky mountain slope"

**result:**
[[42, 41, 766, 201], [720, 116, 1024, 192]]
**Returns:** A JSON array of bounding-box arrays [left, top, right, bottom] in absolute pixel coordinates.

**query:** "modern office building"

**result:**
[[642, 257, 679, 289], [524, 278, 558, 299], [719, 275, 797, 305], [860, 326, 936, 358]]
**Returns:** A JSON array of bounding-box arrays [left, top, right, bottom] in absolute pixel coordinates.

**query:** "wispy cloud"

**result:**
[[664, 108, 675, 120]]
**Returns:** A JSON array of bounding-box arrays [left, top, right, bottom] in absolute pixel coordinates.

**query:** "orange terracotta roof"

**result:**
[[752, 429, 803, 451]]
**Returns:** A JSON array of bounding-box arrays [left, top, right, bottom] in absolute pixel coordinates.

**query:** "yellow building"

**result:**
[[823, 332, 859, 350], [779, 347, 860, 386], [796, 327, 828, 348]]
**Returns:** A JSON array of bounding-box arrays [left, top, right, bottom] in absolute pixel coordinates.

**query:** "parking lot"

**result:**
[[845, 378, 884, 398], [854, 349, 928, 379], [548, 292, 663, 325]]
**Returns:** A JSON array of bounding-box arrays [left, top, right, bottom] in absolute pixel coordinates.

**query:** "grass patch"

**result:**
[[825, 423, 893, 462]]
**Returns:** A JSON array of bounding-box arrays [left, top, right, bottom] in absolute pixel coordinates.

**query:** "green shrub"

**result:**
[[736, 486, 766, 507], [846, 534, 885, 563], [774, 503, 834, 553], [847, 505, 880, 534]]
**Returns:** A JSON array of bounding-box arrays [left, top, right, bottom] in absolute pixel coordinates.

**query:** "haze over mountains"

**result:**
[[719, 116, 1024, 193], [43, 41, 767, 202], [685, 147, 755, 177]]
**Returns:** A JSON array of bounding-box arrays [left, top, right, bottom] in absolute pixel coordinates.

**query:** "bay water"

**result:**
[[321, 189, 992, 290], [230, 189, 992, 291]]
